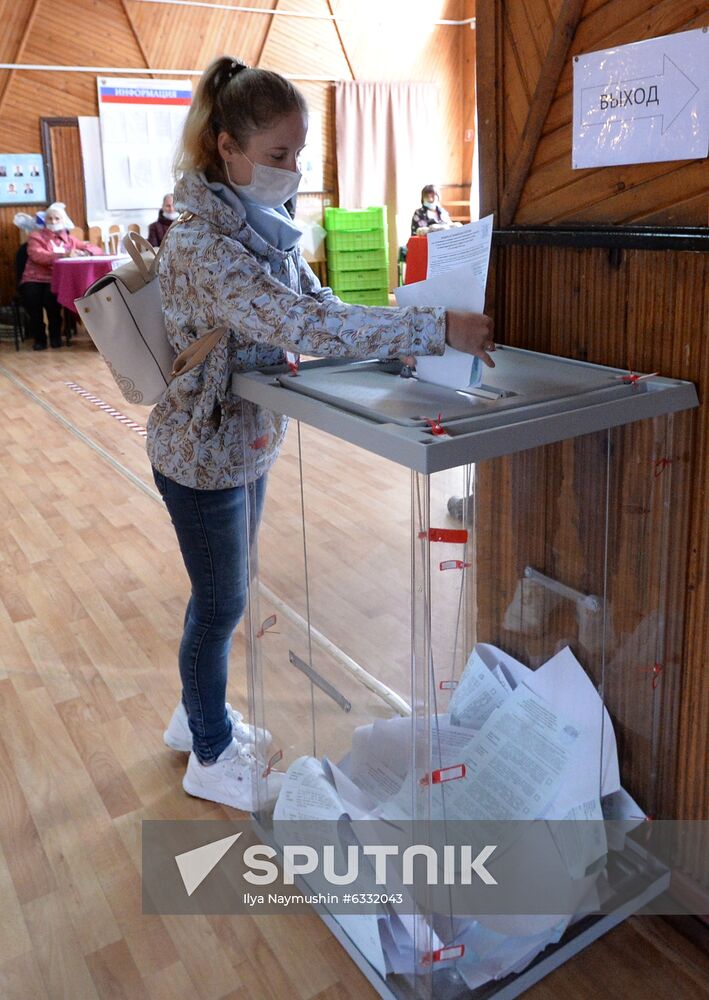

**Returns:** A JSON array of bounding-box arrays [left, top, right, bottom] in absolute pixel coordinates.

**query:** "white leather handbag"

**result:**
[[75, 218, 225, 406]]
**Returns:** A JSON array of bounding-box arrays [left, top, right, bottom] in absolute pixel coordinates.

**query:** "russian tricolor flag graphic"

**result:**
[[99, 86, 191, 106]]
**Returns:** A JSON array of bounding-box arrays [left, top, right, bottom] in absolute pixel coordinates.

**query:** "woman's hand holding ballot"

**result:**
[[445, 310, 496, 368]]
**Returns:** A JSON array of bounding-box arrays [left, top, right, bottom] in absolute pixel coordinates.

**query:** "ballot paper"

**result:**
[[552, 797, 607, 878], [346, 715, 477, 806], [270, 638, 638, 989], [426, 215, 494, 284], [530, 647, 620, 817], [322, 757, 379, 820], [273, 755, 344, 821], [448, 648, 511, 730], [394, 265, 485, 390], [601, 786, 646, 851], [376, 684, 579, 825], [348, 720, 410, 800], [474, 642, 534, 689], [491, 664, 514, 693], [446, 685, 579, 821]]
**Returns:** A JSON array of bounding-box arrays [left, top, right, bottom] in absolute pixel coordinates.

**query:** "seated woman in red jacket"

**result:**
[[20, 202, 102, 350]]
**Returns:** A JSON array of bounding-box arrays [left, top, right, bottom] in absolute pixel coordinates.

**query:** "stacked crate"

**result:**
[[324, 206, 389, 305]]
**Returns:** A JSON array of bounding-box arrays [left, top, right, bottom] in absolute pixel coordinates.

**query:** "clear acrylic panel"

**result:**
[[240, 402, 686, 998]]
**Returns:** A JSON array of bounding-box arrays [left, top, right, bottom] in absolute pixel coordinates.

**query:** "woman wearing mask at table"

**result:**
[[147, 193, 179, 247], [410, 184, 459, 235], [20, 202, 101, 349], [150, 55, 494, 811]]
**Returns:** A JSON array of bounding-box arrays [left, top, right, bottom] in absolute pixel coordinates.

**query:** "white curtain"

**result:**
[[334, 81, 442, 282]]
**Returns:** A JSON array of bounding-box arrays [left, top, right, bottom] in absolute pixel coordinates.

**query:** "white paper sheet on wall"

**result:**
[[572, 28, 709, 168], [97, 77, 192, 211]]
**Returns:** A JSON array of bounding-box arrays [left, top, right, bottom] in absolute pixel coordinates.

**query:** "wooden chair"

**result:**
[[88, 226, 104, 250], [70, 226, 85, 241], [108, 224, 123, 255]]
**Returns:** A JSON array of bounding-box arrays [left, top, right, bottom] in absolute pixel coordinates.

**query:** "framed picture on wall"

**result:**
[[0, 153, 47, 204]]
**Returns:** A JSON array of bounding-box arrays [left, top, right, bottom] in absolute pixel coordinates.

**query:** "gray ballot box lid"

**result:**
[[231, 346, 698, 474]]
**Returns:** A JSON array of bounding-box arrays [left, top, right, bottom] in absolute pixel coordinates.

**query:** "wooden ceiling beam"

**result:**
[[0, 0, 41, 121], [120, 0, 155, 78], [326, 0, 355, 81], [255, 0, 280, 67], [499, 0, 585, 227]]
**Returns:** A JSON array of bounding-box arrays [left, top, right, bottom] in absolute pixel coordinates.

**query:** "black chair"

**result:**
[[397, 245, 408, 286], [11, 243, 29, 350]]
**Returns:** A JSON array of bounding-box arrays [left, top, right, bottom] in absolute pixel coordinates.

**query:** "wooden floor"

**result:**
[[0, 335, 707, 1000]]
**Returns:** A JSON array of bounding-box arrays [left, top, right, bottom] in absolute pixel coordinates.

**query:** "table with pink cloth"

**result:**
[[51, 255, 122, 313]]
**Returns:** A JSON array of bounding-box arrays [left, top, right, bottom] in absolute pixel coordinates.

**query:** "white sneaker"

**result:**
[[163, 701, 272, 753], [182, 739, 283, 811]]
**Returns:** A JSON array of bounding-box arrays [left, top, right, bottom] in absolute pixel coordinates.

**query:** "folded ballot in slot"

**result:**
[[235, 348, 698, 999]]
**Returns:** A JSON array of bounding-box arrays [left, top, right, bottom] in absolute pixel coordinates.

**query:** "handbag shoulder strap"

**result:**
[[131, 210, 227, 381], [171, 327, 227, 378]]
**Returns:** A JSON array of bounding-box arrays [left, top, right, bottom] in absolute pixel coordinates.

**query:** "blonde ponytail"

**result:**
[[175, 56, 307, 179]]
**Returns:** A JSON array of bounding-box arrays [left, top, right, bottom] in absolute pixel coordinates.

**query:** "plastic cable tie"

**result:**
[[420, 764, 466, 786], [422, 944, 465, 964], [419, 528, 469, 544], [425, 413, 448, 436], [262, 748, 283, 777], [439, 559, 472, 571], [638, 662, 663, 689], [257, 614, 278, 638], [653, 457, 673, 477], [614, 370, 659, 385]]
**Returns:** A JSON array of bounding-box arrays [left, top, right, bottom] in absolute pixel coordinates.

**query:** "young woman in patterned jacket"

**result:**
[[151, 55, 495, 811]]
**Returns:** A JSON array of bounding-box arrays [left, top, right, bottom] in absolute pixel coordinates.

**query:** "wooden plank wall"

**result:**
[[475, 0, 709, 895], [477, 0, 709, 226], [482, 244, 705, 825], [0, 0, 476, 304]]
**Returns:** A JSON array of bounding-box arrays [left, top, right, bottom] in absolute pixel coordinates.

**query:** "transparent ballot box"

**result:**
[[233, 348, 697, 999]]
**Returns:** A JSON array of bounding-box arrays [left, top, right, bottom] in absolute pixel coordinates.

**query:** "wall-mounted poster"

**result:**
[[573, 28, 709, 169], [97, 77, 192, 210], [0, 153, 47, 204]]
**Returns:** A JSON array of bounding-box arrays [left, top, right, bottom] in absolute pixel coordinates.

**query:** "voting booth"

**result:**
[[233, 348, 697, 999]]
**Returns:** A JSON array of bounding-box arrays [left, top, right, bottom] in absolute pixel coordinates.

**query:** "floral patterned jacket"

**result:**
[[147, 172, 446, 489]]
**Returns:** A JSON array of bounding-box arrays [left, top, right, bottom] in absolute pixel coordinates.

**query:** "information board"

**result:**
[[97, 77, 192, 210], [0, 153, 47, 205]]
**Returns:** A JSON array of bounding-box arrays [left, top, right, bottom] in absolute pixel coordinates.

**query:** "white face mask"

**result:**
[[424, 199, 437, 209], [225, 154, 301, 208], [163, 210, 179, 220], [45, 222, 65, 233]]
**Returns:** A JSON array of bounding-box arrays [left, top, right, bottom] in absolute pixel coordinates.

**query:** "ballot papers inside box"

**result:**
[[234, 350, 697, 999]]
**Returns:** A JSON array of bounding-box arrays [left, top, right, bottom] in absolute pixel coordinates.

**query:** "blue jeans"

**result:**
[[152, 468, 267, 763]]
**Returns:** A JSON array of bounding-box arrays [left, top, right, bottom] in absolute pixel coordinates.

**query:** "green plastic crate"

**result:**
[[329, 267, 389, 294], [327, 247, 389, 272], [334, 288, 390, 306], [325, 229, 388, 252], [324, 205, 387, 232]]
